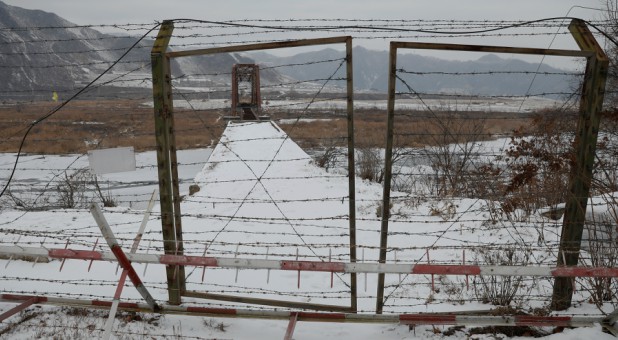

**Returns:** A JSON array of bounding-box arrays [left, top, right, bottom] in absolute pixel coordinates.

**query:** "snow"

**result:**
[[0, 121, 614, 338]]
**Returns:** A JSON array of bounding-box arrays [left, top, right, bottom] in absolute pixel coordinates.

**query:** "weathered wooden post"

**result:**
[[551, 19, 609, 310], [151, 20, 186, 305], [345, 36, 358, 312]]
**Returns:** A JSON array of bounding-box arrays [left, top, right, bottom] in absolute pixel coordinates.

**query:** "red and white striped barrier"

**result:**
[[0, 293, 607, 328], [91, 204, 159, 313], [2, 245, 618, 278], [90, 201, 159, 339]]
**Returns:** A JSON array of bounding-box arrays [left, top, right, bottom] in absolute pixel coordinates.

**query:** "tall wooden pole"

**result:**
[[151, 20, 184, 305], [551, 19, 609, 310]]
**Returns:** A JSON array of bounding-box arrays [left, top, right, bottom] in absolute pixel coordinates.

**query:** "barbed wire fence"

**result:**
[[0, 17, 618, 337]]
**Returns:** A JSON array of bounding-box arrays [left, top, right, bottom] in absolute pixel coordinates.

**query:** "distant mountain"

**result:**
[[0, 0, 577, 100], [0, 1, 282, 99], [250, 46, 578, 98], [0, 1, 127, 94]]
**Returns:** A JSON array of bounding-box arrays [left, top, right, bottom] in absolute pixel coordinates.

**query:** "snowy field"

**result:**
[[0, 121, 616, 339], [0, 148, 211, 211]]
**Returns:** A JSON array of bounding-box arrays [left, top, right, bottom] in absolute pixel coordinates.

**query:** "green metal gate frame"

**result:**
[[377, 18, 608, 313], [151, 20, 358, 311]]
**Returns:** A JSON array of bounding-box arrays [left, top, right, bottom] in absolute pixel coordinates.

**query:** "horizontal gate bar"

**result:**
[[183, 290, 352, 313], [3, 245, 618, 278], [168, 36, 350, 58], [0, 293, 605, 328], [391, 41, 594, 58]]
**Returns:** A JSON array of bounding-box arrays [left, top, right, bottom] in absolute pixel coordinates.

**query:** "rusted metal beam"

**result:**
[[551, 18, 609, 311], [167, 36, 351, 58], [284, 312, 299, 340], [0, 296, 39, 322], [183, 291, 352, 313], [167, 54, 187, 296], [0, 294, 608, 328], [376, 41, 399, 315], [391, 41, 593, 57]]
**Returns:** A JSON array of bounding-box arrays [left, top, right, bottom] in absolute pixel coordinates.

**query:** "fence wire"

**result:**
[[1, 18, 618, 337]]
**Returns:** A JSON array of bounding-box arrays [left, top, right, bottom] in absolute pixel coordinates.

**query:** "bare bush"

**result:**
[[5, 167, 117, 210], [473, 247, 531, 306], [314, 143, 343, 172], [57, 168, 91, 208], [357, 147, 383, 182], [424, 113, 486, 197], [4, 185, 53, 211], [580, 216, 618, 310], [93, 176, 117, 207], [594, 110, 618, 195], [203, 318, 228, 332], [501, 111, 575, 216]]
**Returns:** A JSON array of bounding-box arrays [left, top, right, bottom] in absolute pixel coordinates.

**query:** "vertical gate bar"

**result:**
[[151, 20, 182, 305], [255, 65, 262, 114], [231, 66, 238, 117], [551, 19, 609, 310], [165, 51, 187, 294], [345, 36, 358, 313], [376, 42, 398, 314], [283, 312, 299, 340]]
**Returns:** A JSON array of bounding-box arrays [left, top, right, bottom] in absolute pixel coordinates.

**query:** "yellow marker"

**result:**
[[52, 91, 58, 102]]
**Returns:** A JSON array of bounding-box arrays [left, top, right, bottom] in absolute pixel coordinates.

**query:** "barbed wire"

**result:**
[[1, 17, 617, 319]]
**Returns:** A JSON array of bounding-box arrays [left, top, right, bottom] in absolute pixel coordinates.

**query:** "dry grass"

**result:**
[[0, 100, 532, 154], [280, 108, 531, 150], [0, 100, 224, 153]]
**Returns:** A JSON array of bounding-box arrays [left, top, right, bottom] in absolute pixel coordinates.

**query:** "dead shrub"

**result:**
[[473, 247, 531, 307], [501, 111, 576, 216], [423, 111, 486, 197], [357, 147, 383, 182], [580, 216, 618, 310]]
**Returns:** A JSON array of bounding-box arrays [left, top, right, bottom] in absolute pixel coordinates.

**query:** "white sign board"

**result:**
[[88, 147, 136, 175]]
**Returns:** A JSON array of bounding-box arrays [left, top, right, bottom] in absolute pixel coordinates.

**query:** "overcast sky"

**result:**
[[2, 0, 609, 69], [2, 0, 604, 24]]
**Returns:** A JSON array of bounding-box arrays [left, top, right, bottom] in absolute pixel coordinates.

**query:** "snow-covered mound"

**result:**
[[179, 121, 379, 309]]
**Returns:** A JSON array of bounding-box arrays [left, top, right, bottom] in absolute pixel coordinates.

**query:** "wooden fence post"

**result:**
[[551, 19, 609, 310], [345, 36, 358, 313], [151, 20, 185, 305]]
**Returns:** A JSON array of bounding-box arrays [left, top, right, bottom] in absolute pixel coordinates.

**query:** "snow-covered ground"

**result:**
[[0, 121, 615, 339], [0, 148, 210, 210]]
